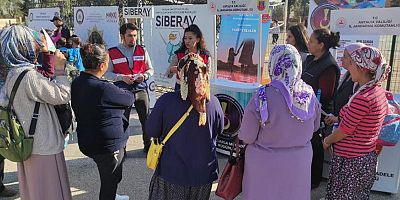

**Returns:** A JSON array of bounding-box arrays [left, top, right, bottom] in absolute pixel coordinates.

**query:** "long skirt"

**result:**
[[326, 151, 377, 200], [17, 152, 72, 200], [149, 174, 212, 200]]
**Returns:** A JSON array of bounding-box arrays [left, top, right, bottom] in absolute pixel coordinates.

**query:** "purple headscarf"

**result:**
[[257, 44, 317, 123]]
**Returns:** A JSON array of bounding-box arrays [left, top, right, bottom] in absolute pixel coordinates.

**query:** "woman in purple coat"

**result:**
[[239, 44, 321, 199]]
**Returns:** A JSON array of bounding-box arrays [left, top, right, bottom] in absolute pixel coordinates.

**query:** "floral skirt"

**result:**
[[148, 174, 212, 200], [326, 151, 377, 200]]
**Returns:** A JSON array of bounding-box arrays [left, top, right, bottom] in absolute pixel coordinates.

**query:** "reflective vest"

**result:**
[[109, 45, 147, 75]]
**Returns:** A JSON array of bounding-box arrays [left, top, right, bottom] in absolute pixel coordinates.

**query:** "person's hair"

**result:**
[[119, 23, 138, 35], [288, 24, 309, 53], [177, 24, 207, 52], [88, 31, 105, 45], [56, 37, 67, 47], [70, 37, 81, 46], [80, 44, 108, 70], [312, 28, 340, 50]]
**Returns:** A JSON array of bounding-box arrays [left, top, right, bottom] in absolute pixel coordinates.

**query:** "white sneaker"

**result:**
[[115, 194, 129, 200]]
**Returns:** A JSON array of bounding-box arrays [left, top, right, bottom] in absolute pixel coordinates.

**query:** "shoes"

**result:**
[[115, 194, 129, 200], [0, 187, 17, 197]]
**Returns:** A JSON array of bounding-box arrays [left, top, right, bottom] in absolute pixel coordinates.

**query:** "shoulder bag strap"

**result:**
[[27, 102, 40, 137], [7, 69, 40, 137], [7, 69, 31, 110], [161, 105, 193, 145]]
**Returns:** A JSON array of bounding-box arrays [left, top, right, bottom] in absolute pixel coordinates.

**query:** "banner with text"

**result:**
[[217, 14, 271, 83], [331, 7, 400, 35], [208, 0, 269, 15], [123, 6, 154, 19], [73, 6, 120, 49], [28, 8, 60, 31], [143, 5, 215, 88]]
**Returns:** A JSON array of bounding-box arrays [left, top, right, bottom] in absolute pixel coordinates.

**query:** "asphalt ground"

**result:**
[[1, 111, 399, 200]]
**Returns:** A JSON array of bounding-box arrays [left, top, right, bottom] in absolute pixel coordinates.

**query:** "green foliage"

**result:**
[[0, 0, 24, 18]]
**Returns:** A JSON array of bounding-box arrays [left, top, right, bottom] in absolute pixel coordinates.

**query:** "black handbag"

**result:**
[[54, 103, 73, 135]]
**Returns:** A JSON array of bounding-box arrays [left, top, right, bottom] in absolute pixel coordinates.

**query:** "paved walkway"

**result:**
[[2, 112, 399, 200]]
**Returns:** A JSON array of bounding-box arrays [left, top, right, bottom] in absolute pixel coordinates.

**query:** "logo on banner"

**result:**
[[310, 4, 338, 30], [215, 94, 244, 138], [336, 17, 346, 29], [257, 0, 267, 11], [76, 9, 84, 25], [262, 13, 270, 23], [54, 12, 59, 17], [106, 11, 118, 23]]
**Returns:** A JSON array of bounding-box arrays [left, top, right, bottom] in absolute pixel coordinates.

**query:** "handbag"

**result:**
[[146, 105, 193, 170], [0, 69, 40, 162], [215, 137, 245, 200], [54, 103, 73, 135], [377, 91, 400, 146]]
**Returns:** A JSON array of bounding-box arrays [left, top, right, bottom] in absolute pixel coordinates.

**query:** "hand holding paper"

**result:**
[[41, 28, 57, 53]]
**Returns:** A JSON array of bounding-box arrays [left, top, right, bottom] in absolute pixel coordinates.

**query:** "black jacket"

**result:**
[[71, 72, 134, 156], [302, 51, 340, 114], [333, 72, 355, 116]]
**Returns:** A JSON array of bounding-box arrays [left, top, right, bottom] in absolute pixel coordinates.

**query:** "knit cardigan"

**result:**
[[1, 66, 71, 155]]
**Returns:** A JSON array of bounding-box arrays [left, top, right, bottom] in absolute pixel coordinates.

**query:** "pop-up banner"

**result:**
[[143, 5, 215, 88], [74, 6, 120, 49], [28, 8, 60, 31]]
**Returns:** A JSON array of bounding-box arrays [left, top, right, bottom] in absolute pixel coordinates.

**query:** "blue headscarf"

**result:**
[[0, 25, 43, 86], [0, 25, 43, 67]]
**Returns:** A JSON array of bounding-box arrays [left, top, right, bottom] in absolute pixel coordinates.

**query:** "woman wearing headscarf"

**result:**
[[238, 44, 321, 199], [147, 52, 224, 199], [0, 25, 72, 200], [323, 46, 389, 199]]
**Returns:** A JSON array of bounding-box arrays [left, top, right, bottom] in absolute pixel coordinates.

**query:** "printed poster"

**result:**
[[28, 8, 60, 31], [74, 6, 120, 49], [217, 14, 261, 83]]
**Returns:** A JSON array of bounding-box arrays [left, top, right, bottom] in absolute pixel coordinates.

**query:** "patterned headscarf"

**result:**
[[0, 25, 43, 87], [257, 44, 317, 123], [178, 52, 210, 126], [0, 25, 43, 105], [348, 46, 391, 104]]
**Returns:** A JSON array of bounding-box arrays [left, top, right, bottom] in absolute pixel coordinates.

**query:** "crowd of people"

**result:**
[[0, 14, 392, 200]]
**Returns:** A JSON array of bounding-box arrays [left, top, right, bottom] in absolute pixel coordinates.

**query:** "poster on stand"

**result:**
[[217, 14, 260, 83], [28, 8, 60, 31], [208, 0, 269, 15], [143, 5, 215, 88], [73, 6, 120, 49]]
